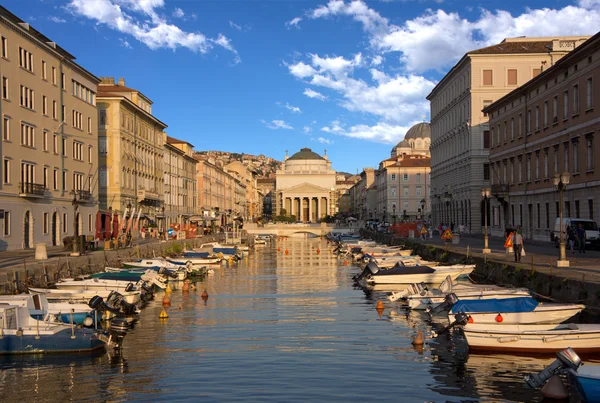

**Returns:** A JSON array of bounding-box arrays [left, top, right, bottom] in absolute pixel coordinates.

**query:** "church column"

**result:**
[[290, 196, 295, 218], [295, 197, 300, 220], [286, 197, 291, 216], [314, 197, 319, 221], [309, 197, 313, 222], [321, 197, 327, 219]]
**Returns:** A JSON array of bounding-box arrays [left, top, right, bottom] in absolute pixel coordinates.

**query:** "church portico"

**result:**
[[276, 148, 337, 223]]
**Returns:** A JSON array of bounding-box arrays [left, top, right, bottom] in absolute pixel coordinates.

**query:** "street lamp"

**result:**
[[481, 188, 491, 254], [420, 198, 426, 220], [554, 171, 571, 267], [443, 192, 451, 224], [392, 204, 396, 224], [70, 190, 80, 256]]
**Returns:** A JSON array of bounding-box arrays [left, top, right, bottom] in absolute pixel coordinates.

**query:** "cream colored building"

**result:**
[[224, 160, 258, 222], [0, 7, 100, 250], [427, 36, 590, 233], [375, 122, 431, 222], [275, 148, 336, 222], [97, 77, 166, 229], [164, 136, 198, 228], [348, 168, 376, 220]]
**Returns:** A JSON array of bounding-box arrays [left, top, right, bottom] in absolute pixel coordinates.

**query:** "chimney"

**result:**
[[117, 77, 126, 86]]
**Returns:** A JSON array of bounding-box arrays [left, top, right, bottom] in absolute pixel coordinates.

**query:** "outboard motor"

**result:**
[[107, 318, 129, 349], [88, 295, 121, 315], [353, 261, 380, 282], [388, 283, 428, 301], [525, 348, 582, 389], [431, 312, 469, 337], [106, 291, 138, 315], [158, 267, 178, 279], [427, 293, 459, 316], [125, 282, 135, 292]]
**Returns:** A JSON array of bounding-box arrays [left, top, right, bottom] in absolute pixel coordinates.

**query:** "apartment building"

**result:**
[[0, 7, 100, 250], [484, 32, 600, 241], [348, 167, 376, 221], [164, 136, 198, 228], [224, 160, 258, 222], [97, 77, 166, 230], [427, 36, 590, 233]]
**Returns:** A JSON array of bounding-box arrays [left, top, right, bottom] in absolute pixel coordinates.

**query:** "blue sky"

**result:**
[[5, 0, 599, 173]]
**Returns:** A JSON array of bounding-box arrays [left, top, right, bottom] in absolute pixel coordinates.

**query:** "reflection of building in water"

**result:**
[[275, 239, 342, 295]]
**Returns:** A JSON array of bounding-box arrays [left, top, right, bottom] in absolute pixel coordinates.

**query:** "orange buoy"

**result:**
[[468, 316, 474, 324], [182, 280, 190, 292], [495, 314, 503, 323], [285, 249, 289, 255], [277, 247, 281, 251], [376, 307, 384, 318], [376, 300, 385, 310], [411, 331, 424, 346], [316, 248, 320, 254], [201, 289, 209, 301], [162, 294, 171, 306]]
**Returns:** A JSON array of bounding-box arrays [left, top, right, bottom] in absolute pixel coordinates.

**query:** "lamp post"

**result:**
[[481, 188, 491, 254], [554, 171, 570, 267], [70, 190, 80, 256], [443, 192, 451, 224], [392, 205, 396, 224], [420, 198, 426, 220]]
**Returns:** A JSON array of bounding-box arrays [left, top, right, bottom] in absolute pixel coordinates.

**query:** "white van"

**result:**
[[551, 218, 600, 248]]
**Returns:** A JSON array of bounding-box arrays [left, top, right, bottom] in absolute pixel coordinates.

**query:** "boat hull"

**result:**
[[367, 267, 473, 285], [569, 367, 600, 403], [0, 328, 105, 355], [450, 306, 584, 325], [463, 327, 600, 353]]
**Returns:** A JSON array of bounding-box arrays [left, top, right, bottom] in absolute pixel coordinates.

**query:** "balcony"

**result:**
[[137, 187, 163, 203], [19, 182, 46, 198], [491, 184, 509, 203], [77, 189, 92, 201]]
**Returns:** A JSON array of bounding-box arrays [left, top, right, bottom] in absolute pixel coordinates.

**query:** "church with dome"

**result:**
[[275, 148, 337, 222], [373, 122, 431, 222]]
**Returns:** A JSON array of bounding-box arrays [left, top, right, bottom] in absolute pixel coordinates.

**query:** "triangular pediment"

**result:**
[[281, 182, 331, 193]]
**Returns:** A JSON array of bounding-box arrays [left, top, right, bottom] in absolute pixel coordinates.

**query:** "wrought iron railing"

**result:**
[[19, 182, 46, 196]]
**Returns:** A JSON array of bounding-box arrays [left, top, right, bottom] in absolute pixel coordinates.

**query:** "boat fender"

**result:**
[[496, 336, 520, 343], [467, 316, 473, 324], [495, 314, 503, 323], [543, 335, 566, 343], [125, 283, 134, 292]]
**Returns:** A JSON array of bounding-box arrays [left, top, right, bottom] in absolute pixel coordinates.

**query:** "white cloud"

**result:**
[[66, 0, 237, 59], [313, 137, 333, 144], [303, 126, 312, 134], [119, 38, 132, 49], [288, 62, 317, 78], [50, 16, 67, 23], [303, 88, 327, 100], [229, 20, 241, 30], [322, 120, 414, 144], [285, 103, 302, 113], [286, 17, 302, 28], [298, 0, 600, 72], [172, 7, 184, 18], [262, 119, 294, 130]]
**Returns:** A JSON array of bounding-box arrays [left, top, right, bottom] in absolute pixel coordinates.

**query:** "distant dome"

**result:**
[[404, 122, 431, 141], [288, 148, 324, 161], [396, 140, 411, 148]]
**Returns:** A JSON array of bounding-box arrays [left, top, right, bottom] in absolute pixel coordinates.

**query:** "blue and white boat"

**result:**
[[196, 242, 238, 258], [0, 304, 106, 355], [0, 294, 99, 326], [570, 365, 600, 402]]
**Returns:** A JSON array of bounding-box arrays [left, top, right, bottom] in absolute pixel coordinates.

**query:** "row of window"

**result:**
[[2, 117, 94, 160], [1, 211, 98, 238], [2, 159, 93, 191], [485, 136, 594, 184], [390, 186, 425, 197], [491, 200, 595, 230], [488, 79, 594, 148], [389, 173, 425, 182], [2, 77, 94, 133]]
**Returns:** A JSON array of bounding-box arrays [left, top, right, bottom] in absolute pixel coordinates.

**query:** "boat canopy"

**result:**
[[451, 297, 539, 314]]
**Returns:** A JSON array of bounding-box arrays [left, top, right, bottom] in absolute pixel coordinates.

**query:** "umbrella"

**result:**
[[112, 213, 119, 239], [104, 213, 112, 239], [95, 211, 103, 240]]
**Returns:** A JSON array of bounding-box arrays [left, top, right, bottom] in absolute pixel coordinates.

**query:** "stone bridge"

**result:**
[[244, 223, 355, 237]]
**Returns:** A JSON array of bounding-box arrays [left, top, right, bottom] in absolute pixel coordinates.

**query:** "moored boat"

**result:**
[[354, 262, 475, 286], [0, 294, 98, 325]]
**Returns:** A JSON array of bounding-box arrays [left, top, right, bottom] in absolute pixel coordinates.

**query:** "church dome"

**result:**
[[396, 140, 410, 148], [287, 148, 324, 161], [403, 122, 431, 141]]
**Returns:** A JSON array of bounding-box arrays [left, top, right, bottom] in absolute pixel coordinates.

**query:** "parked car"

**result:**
[[550, 218, 600, 249]]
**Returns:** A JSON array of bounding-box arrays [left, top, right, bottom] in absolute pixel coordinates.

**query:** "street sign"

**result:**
[[441, 229, 453, 240], [420, 226, 429, 235]]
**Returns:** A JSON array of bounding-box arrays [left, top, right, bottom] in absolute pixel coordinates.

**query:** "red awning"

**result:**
[[104, 214, 112, 239], [95, 211, 103, 240], [112, 213, 119, 239]]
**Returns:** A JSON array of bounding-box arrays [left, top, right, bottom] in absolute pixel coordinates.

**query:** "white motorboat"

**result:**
[[461, 323, 600, 353], [369, 256, 439, 268], [0, 294, 96, 325], [390, 276, 532, 310], [362, 247, 413, 257], [448, 297, 585, 325], [54, 278, 141, 293], [354, 262, 475, 286], [29, 287, 141, 305], [169, 256, 221, 266]]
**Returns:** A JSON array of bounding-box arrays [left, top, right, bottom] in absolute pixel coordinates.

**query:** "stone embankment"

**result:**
[[0, 235, 225, 295], [361, 230, 600, 309]]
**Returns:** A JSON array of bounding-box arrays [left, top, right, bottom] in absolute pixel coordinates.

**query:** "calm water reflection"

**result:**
[[0, 239, 593, 402]]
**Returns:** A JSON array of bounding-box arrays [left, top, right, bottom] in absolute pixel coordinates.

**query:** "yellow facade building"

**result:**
[[0, 7, 100, 250]]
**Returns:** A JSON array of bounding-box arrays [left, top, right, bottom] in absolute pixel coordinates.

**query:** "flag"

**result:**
[[120, 205, 129, 231], [133, 207, 142, 231], [126, 207, 135, 233]]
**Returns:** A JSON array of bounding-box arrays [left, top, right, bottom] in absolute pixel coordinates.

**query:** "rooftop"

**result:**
[[287, 148, 325, 161]]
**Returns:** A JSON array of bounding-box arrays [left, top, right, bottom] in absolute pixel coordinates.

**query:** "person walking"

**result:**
[[567, 225, 576, 254], [576, 223, 586, 254], [513, 226, 524, 263]]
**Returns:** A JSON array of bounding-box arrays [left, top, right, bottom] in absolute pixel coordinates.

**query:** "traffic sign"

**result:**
[[504, 232, 514, 248], [441, 229, 453, 240], [420, 226, 429, 235]]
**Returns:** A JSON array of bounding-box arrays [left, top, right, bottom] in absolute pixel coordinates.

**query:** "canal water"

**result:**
[[0, 239, 592, 402]]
